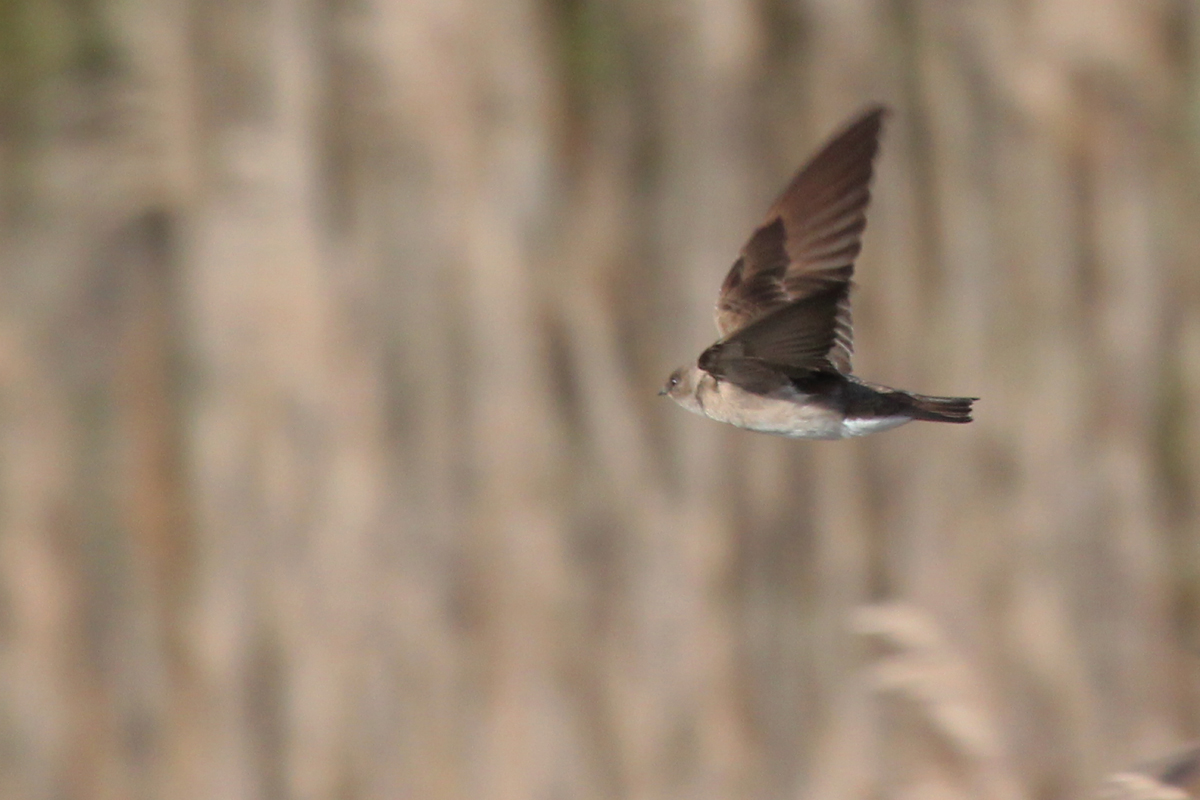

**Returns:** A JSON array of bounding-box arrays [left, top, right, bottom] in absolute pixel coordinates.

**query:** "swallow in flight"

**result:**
[[661, 105, 975, 438]]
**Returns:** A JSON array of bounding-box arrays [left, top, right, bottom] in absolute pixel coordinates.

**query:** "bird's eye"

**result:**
[[670, 376, 679, 387]]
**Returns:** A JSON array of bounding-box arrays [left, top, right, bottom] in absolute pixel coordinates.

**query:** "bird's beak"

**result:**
[[657, 388, 668, 396]]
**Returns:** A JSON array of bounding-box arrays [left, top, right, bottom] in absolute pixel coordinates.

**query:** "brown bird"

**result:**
[[660, 105, 976, 438]]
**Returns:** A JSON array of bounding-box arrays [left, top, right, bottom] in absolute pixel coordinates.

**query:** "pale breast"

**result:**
[[696, 376, 848, 439]]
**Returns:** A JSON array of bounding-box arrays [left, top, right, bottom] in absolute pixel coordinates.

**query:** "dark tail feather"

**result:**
[[906, 393, 976, 423]]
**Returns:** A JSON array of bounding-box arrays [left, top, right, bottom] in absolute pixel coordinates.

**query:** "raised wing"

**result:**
[[699, 283, 848, 394], [715, 105, 886, 372]]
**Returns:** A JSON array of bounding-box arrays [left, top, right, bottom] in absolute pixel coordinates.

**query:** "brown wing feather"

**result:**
[[699, 283, 848, 393], [715, 105, 887, 372]]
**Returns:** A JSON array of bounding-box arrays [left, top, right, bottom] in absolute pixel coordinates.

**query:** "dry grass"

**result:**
[[1, 0, 1199, 797]]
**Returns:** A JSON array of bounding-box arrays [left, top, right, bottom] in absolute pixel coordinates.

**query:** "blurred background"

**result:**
[[2, 0, 1200, 798]]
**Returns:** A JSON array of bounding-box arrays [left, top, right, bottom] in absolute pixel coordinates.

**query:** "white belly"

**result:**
[[697, 379, 847, 439], [840, 416, 912, 437], [690, 377, 914, 439]]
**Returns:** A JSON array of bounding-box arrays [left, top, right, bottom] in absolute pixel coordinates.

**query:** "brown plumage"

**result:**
[[661, 105, 976, 439]]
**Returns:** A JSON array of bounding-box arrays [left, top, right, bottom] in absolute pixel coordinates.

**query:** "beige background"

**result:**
[[1, 0, 1199, 798]]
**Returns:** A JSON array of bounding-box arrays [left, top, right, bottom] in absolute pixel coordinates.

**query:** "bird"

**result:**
[[660, 105, 976, 439]]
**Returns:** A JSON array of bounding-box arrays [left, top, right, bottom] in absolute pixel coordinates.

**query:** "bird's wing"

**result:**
[[714, 105, 886, 373], [700, 283, 848, 393]]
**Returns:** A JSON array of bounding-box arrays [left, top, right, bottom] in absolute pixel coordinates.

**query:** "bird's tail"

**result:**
[[905, 392, 976, 423]]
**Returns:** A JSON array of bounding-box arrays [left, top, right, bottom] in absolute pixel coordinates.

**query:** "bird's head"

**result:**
[[659, 366, 698, 404]]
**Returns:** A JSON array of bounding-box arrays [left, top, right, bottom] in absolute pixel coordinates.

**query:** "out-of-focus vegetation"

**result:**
[[2, 1, 1200, 798]]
